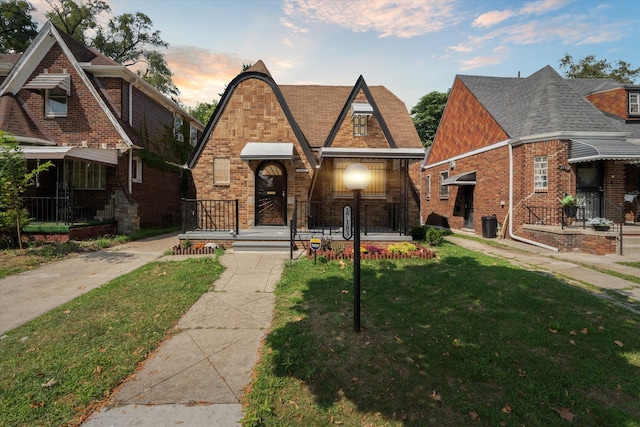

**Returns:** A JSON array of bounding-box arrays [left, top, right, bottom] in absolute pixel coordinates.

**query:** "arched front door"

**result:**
[[255, 161, 287, 226]]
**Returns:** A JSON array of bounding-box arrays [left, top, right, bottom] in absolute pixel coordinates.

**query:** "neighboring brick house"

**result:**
[[187, 60, 424, 236], [421, 65, 640, 254], [0, 22, 203, 235]]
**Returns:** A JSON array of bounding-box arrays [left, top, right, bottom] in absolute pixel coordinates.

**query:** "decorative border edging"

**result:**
[[172, 246, 218, 255], [308, 248, 436, 261]]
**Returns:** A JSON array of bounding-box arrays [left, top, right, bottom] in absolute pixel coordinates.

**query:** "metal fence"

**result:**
[[22, 197, 114, 224], [293, 200, 407, 235], [524, 204, 622, 233], [182, 199, 239, 233]]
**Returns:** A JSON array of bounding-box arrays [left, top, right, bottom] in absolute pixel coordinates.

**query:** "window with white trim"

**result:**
[[534, 156, 548, 191], [45, 87, 67, 117], [189, 125, 198, 146], [426, 174, 431, 200], [333, 159, 385, 198], [214, 158, 230, 184], [629, 92, 639, 116], [440, 171, 449, 199], [70, 161, 106, 189], [132, 157, 142, 183]]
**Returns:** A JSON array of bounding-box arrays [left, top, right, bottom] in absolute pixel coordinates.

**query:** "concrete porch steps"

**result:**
[[622, 234, 640, 255], [232, 240, 292, 252]]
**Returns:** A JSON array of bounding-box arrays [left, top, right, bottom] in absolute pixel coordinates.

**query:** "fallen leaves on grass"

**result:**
[[469, 410, 480, 421], [501, 404, 512, 413], [40, 378, 57, 388], [430, 390, 442, 404], [615, 340, 624, 347], [552, 407, 575, 422]]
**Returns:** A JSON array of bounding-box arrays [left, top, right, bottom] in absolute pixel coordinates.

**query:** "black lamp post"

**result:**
[[343, 163, 371, 333]]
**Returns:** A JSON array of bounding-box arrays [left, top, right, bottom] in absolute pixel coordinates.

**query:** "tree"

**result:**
[[92, 12, 168, 65], [410, 90, 449, 148], [0, 131, 53, 249], [45, 0, 110, 44], [187, 99, 218, 125], [138, 50, 180, 99], [559, 53, 640, 84], [44, 0, 179, 97], [0, 0, 38, 53]]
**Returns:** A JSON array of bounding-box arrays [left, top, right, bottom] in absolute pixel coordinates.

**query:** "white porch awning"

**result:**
[[319, 147, 425, 160], [569, 139, 640, 163], [240, 142, 294, 161], [20, 146, 118, 165], [442, 171, 476, 186]]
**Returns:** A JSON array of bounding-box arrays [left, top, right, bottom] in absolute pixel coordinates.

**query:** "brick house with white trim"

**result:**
[[421, 65, 640, 254], [186, 61, 424, 237], [0, 22, 203, 236]]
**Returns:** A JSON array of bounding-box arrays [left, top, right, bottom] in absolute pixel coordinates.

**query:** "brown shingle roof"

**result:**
[[280, 84, 421, 149], [0, 94, 52, 142]]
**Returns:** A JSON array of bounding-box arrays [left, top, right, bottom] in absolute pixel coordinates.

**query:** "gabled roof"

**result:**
[[188, 60, 423, 168], [0, 21, 202, 149], [458, 66, 622, 139]]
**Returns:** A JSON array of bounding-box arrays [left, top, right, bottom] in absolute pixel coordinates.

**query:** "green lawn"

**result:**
[[0, 254, 223, 427], [244, 242, 640, 426]]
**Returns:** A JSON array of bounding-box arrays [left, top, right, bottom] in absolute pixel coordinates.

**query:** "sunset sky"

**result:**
[[30, 0, 640, 111]]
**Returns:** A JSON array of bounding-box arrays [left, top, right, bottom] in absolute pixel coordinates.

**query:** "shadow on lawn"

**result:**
[[265, 252, 640, 426]]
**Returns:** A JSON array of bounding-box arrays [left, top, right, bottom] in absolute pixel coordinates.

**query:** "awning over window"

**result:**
[[350, 103, 373, 117], [319, 147, 425, 160], [569, 139, 640, 163], [20, 146, 118, 165], [442, 171, 476, 186], [23, 73, 71, 94], [240, 142, 294, 161]]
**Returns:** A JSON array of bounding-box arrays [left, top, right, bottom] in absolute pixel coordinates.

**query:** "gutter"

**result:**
[[508, 142, 559, 252]]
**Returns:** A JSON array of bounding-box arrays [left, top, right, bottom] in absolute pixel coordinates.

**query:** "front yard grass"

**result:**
[[244, 242, 640, 426], [0, 254, 223, 427], [0, 226, 180, 280]]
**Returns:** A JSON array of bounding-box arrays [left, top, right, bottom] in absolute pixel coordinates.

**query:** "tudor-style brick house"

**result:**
[[421, 65, 640, 254], [186, 61, 424, 240], [0, 22, 203, 236]]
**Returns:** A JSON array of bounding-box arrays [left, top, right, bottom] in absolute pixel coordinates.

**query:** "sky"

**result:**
[[29, 0, 640, 111]]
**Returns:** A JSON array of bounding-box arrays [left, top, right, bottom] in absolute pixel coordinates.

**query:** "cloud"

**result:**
[[472, 10, 516, 28], [283, 0, 459, 38], [164, 47, 247, 107], [473, 0, 571, 29], [459, 46, 510, 70]]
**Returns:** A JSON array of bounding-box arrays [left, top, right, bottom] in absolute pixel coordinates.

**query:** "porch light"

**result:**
[[343, 163, 371, 333]]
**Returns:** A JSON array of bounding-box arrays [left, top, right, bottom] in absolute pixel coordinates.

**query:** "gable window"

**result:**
[[534, 156, 548, 192], [630, 92, 639, 116], [440, 171, 449, 199], [353, 115, 367, 136], [45, 87, 68, 117], [131, 157, 142, 183], [334, 159, 385, 198], [70, 161, 106, 189], [214, 158, 230, 184], [426, 174, 431, 200]]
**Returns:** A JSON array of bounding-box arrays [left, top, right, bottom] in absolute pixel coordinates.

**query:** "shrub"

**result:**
[[387, 242, 417, 254], [410, 225, 426, 241], [425, 227, 444, 246]]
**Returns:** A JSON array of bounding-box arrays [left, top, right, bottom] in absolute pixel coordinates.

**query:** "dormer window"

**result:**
[[24, 72, 70, 118], [630, 92, 639, 116], [46, 87, 68, 117], [351, 103, 373, 137]]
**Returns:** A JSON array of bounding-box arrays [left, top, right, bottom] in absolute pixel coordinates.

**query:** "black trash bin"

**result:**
[[481, 215, 497, 238]]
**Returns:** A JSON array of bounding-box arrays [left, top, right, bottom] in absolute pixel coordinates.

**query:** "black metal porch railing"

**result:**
[[23, 197, 114, 224], [182, 199, 239, 234], [293, 200, 407, 235], [524, 204, 622, 233]]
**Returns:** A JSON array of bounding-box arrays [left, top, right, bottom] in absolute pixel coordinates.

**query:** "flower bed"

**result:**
[[173, 242, 220, 255], [308, 242, 436, 261]]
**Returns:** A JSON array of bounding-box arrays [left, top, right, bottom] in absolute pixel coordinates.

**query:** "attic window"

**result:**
[[351, 103, 373, 137], [630, 92, 639, 116], [174, 115, 184, 142], [45, 87, 68, 117]]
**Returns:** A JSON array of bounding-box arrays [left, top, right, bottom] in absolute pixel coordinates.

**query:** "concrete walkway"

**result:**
[[83, 251, 289, 426], [0, 232, 181, 335]]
